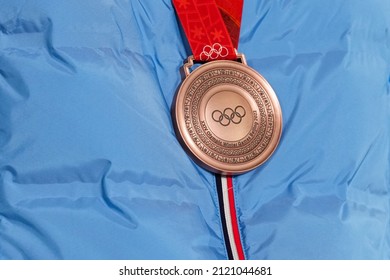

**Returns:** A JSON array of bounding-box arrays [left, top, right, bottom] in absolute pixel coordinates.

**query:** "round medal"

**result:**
[[173, 55, 282, 174]]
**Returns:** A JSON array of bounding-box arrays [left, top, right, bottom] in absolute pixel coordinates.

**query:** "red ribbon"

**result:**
[[173, 0, 243, 61]]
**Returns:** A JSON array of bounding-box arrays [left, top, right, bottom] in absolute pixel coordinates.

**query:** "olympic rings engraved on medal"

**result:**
[[200, 43, 228, 60], [212, 106, 246, 126]]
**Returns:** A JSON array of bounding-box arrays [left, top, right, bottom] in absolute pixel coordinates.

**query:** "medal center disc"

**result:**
[[200, 85, 254, 142]]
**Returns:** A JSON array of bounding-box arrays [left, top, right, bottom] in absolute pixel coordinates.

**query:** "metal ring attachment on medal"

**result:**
[[173, 56, 282, 175]]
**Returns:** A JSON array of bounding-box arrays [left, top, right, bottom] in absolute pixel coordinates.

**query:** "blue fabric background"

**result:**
[[0, 0, 389, 259]]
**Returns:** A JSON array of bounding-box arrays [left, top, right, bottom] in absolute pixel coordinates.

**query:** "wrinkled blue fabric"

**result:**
[[0, 0, 389, 259]]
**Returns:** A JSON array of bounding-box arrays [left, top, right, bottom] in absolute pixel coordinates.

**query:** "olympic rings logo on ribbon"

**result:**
[[212, 106, 246, 126], [200, 43, 229, 60]]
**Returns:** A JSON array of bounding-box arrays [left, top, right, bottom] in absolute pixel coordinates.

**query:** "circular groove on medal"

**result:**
[[174, 60, 282, 174]]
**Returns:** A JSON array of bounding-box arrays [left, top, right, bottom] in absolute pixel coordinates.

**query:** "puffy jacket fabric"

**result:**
[[0, 0, 389, 259]]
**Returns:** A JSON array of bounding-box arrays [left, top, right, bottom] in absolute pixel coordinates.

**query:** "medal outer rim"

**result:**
[[174, 60, 282, 175]]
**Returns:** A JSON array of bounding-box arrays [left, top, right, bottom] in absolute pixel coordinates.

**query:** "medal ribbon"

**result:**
[[173, 0, 243, 61]]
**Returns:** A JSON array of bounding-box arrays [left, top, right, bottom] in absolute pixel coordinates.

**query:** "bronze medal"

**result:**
[[173, 54, 282, 174]]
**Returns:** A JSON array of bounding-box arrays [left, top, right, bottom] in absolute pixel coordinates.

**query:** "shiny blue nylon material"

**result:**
[[0, 0, 389, 259]]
